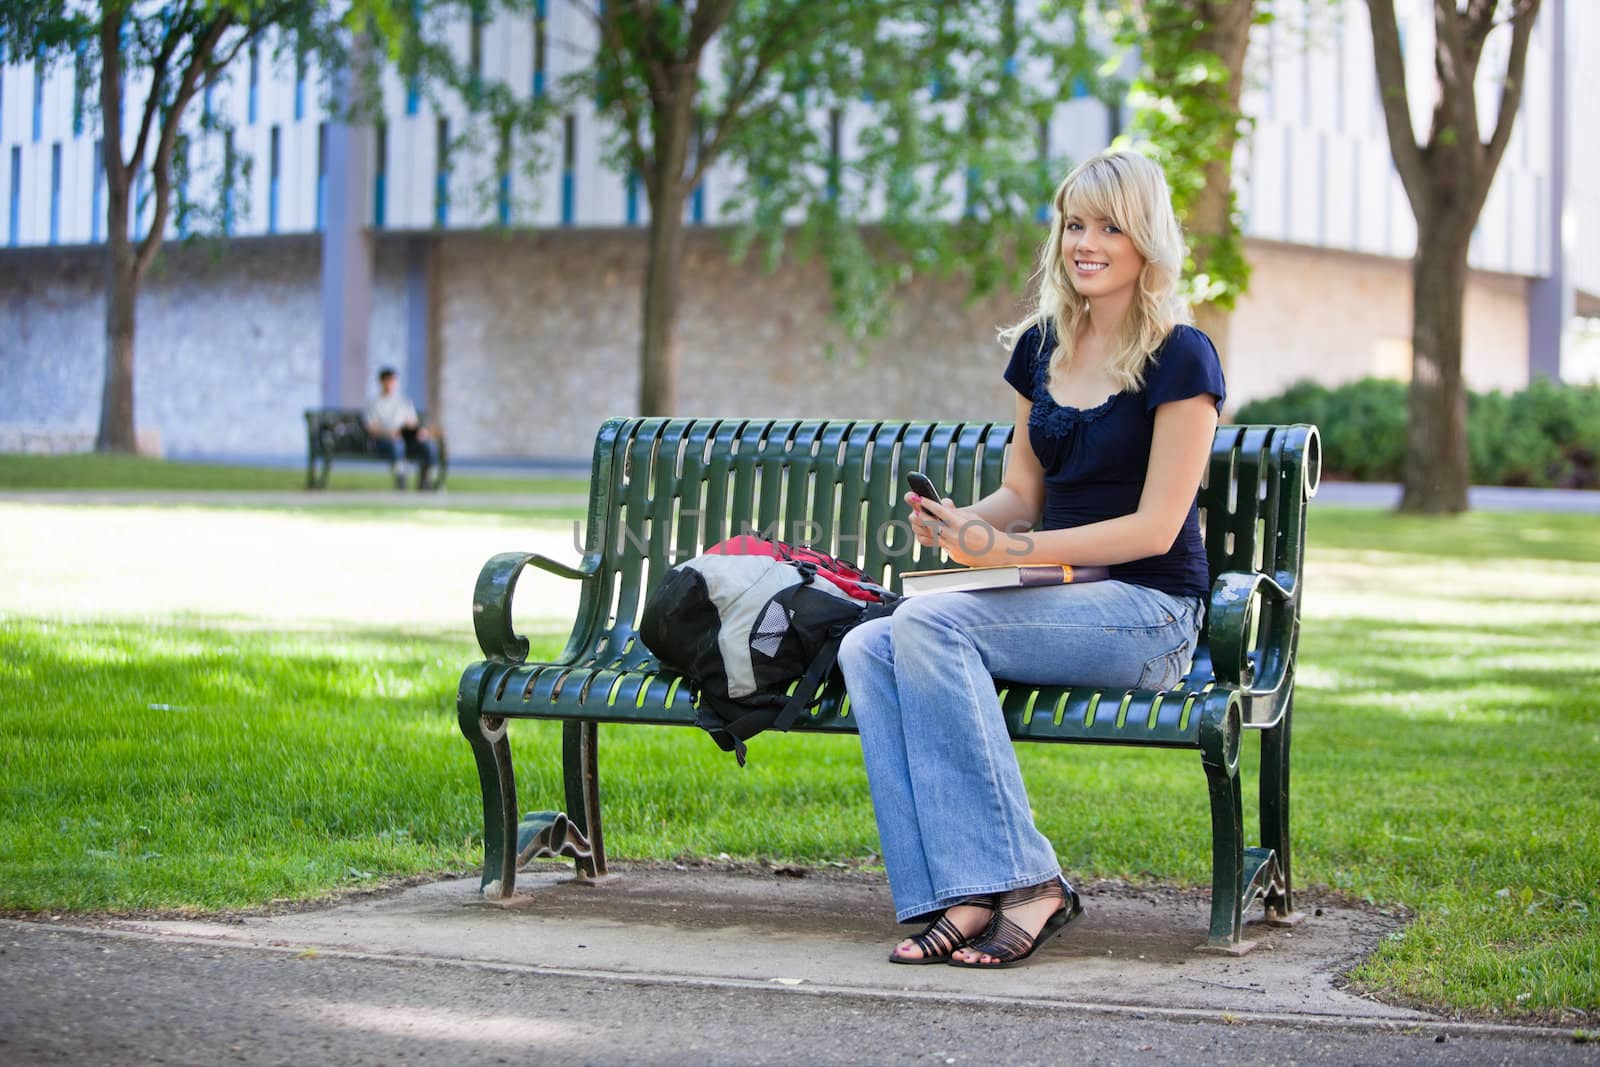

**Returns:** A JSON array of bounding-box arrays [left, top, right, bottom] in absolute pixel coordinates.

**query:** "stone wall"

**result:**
[[0, 237, 411, 457], [1228, 240, 1530, 403], [0, 229, 1535, 462], [432, 230, 1028, 458]]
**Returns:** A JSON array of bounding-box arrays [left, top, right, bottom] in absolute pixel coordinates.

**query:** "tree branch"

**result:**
[[1432, 0, 1482, 157], [1477, 0, 1541, 208], [99, 8, 128, 196], [1366, 0, 1428, 215], [1465, 0, 1498, 41], [686, 0, 737, 63], [136, 12, 231, 275], [688, 1, 825, 187], [128, 3, 194, 180], [591, 2, 656, 174], [577, 0, 672, 101]]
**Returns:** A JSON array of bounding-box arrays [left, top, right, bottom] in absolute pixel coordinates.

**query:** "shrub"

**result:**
[[1234, 376, 1600, 489]]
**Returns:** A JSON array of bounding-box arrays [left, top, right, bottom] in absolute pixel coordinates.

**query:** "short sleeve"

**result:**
[[1145, 325, 1226, 413], [1003, 324, 1050, 400]]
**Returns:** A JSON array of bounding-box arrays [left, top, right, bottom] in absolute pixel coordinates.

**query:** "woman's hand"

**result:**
[[906, 492, 1031, 568]]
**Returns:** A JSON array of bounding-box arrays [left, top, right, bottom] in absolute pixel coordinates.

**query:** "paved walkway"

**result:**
[[3, 868, 1593, 1065], [1313, 481, 1600, 513], [3, 482, 1597, 512], [0, 488, 589, 510]]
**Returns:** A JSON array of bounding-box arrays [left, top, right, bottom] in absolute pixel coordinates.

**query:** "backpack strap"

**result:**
[[771, 598, 901, 734]]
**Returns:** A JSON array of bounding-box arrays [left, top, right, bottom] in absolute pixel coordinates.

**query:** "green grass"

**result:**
[[0, 506, 1597, 1021], [0, 452, 588, 497]]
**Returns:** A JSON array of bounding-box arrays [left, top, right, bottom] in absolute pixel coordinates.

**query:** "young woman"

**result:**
[[836, 148, 1225, 969]]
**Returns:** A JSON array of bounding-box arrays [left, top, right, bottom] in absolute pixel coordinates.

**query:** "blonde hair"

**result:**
[[999, 148, 1189, 393]]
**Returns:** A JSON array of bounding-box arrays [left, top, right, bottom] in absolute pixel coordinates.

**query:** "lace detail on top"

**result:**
[[1025, 342, 1125, 439]]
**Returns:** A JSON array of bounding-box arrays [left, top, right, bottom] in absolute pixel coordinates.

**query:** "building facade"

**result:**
[[1, 0, 1595, 460]]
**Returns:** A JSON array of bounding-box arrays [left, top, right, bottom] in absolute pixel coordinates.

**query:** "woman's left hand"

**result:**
[[913, 495, 1029, 568]]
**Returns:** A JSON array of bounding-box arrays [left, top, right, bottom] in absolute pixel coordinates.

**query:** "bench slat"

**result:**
[[479, 660, 1212, 749]]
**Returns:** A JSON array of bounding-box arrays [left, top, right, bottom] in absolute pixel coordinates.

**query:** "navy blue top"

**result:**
[[1003, 322, 1226, 600]]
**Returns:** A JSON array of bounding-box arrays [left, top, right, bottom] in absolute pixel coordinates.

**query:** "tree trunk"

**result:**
[[639, 203, 688, 417], [638, 88, 695, 418], [1193, 302, 1231, 369], [1400, 221, 1472, 513], [98, 191, 139, 453], [1184, 1, 1255, 374]]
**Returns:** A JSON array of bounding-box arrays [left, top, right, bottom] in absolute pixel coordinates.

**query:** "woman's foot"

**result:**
[[949, 878, 1082, 968], [889, 898, 996, 964]]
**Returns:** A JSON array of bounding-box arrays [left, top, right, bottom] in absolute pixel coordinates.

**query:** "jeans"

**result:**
[[374, 431, 439, 477], [836, 580, 1204, 922]]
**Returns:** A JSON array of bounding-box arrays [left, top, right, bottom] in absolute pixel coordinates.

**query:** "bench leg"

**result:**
[[458, 665, 518, 898], [1259, 691, 1303, 925], [1198, 690, 1253, 953], [563, 721, 607, 880], [308, 456, 332, 490], [1202, 757, 1247, 950]]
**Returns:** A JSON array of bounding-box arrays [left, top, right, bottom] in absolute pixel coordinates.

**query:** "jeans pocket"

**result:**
[[1136, 644, 1190, 691]]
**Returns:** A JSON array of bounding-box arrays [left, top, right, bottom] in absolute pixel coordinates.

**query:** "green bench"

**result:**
[[303, 407, 448, 490], [457, 417, 1321, 952]]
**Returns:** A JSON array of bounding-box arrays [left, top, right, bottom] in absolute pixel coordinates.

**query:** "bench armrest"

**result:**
[[1207, 570, 1295, 691], [473, 551, 601, 663]]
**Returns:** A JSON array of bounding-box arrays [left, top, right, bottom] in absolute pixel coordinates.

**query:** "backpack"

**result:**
[[638, 536, 900, 765], [703, 534, 893, 602]]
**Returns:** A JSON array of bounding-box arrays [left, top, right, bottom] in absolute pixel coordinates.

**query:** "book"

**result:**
[[899, 562, 1111, 596]]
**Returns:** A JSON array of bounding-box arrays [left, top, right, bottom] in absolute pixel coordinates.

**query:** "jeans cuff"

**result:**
[[895, 867, 1063, 924]]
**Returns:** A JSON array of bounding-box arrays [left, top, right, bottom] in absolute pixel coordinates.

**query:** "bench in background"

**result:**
[[303, 408, 448, 490]]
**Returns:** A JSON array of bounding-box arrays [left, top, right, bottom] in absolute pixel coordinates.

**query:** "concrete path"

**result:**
[[3, 482, 1599, 512], [1312, 481, 1600, 513], [0, 488, 588, 510], [3, 868, 1593, 1065]]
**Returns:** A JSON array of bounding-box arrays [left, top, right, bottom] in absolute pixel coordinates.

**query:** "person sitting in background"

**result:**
[[364, 366, 440, 490]]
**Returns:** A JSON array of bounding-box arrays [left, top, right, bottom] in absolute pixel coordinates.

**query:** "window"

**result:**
[[316, 121, 327, 230], [221, 131, 235, 234], [268, 126, 280, 233], [470, 4, 486, 88], [533, 0, 547, 97], [826, 108, 842, 203], [406, 2, 421, 114], [131, 166, 145, 239], [561, 113, 575, 225], [49, 143, 61, 244], [248, 42, 259, 124], [294, 37, 307, 120], [74, 42, 87, 135], [374, 122, 387, 228], [176, 143, 190, 237], [1036, 116, 1051, 222], [9, 146, 20, 245], [495, 123, 510, 225], [435, 118, 450, 226], [689, 119, 704, 224], [92, 138, 104, 242], [33, 53, 45, 142]]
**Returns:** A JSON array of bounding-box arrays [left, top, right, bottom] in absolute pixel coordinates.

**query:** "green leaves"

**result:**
[[1114, 0, 1259, 313]]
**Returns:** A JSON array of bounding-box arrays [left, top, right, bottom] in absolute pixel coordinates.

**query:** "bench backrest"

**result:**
[[565, 418, 1319, 714], [305, 407, 431, 456]]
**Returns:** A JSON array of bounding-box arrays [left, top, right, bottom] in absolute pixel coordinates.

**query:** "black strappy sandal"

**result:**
[[947, 878, 1082, 969], [888, 897, 997, 965]]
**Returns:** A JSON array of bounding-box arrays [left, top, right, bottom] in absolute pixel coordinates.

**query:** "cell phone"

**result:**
[[906, 471, 942, 511]]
